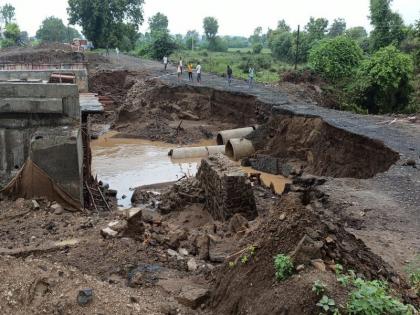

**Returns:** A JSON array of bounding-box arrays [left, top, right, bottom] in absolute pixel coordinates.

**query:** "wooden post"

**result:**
[[294, 25, 300, 70]]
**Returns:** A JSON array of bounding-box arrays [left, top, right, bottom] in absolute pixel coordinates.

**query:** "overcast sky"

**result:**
[[5, 0, 420, 37]]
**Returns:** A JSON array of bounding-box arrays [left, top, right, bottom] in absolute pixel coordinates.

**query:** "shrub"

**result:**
[[252, 43, 263, 54], [317, 295, 338, 314], [273, 254, 293, 281], [353, 45, 414, 113], [312, 280, 327, 295], [309, 36, 363, 81], [347, 279, 413, 315]]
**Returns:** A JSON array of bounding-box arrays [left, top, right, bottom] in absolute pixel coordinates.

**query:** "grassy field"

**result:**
[[227, 47, 272, 54], [170, 48, 295, 83]]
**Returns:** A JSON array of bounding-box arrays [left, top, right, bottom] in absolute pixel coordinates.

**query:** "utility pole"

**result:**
[[294, 25, 300, 70]]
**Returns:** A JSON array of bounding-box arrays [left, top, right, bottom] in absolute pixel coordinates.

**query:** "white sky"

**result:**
[[3, 0, 420, 37]]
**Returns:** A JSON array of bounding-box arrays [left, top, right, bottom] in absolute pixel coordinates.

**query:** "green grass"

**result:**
[[170, 48, 295, 83], [227, 47, 272, 54]]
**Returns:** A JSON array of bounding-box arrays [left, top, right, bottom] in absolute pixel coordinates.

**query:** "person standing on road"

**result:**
[[187, 62, 193, 82], [177, 65, 182, 82], [248, 67, 255, 88], [163, 55, 168, 70], [196, 62, 202, 84], [227, 65, 233, 86], [179, 58, 183, 74]]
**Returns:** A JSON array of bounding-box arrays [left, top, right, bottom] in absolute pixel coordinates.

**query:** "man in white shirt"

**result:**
[[163, 56, 168, 70], [196, 63, 202, 84]]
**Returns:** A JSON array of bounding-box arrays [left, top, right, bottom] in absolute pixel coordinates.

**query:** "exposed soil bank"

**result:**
[[249, 114, 400, 178], [112, 80, 270, 144]]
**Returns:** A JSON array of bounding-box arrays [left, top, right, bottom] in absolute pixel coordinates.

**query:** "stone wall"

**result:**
[[197, 154, 257, 221]]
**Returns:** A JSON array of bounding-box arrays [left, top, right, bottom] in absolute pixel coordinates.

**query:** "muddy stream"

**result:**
[[91, 132, 289, 208]]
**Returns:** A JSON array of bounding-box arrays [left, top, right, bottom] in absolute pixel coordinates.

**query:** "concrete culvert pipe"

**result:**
[[226, 138, 255, 161], [169, 145, 225, 159], [216, 126, 258, 145]]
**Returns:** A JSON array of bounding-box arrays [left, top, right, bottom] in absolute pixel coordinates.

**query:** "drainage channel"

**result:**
[[91, 132, 289, 208]]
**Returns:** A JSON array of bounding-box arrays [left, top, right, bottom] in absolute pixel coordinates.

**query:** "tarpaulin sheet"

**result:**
[[0, 159, 81, 211]]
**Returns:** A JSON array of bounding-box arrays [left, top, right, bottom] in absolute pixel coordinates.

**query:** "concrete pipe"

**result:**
[[169, 145, 225, 159], [216, 126, 258, 145], [226, 138, 255, 161]]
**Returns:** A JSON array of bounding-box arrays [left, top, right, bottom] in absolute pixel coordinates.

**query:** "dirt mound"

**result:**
[[0, 45, 85, 64], [113, 81, 269, 143], [248, 114, 399, 178], [210, 181, 414, 314]]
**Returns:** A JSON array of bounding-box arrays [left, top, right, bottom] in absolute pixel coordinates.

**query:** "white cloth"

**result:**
[[163, 56, 168, 64], [179, 60, 183, 67], [196, 65, 201, 74]]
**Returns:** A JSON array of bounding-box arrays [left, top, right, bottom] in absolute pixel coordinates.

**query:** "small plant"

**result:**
[[335, 263, 344, 276], [228, 261, 236, 268], [317, 295, 338, 314], [409, 271, 420, 295], [273, 254, 294, 281], [241, 255, 249, 264], [337, 274, 351, 287], [312, 280, 327, 295], [347, 279, 413, 315], [248, 245, 256, 256]]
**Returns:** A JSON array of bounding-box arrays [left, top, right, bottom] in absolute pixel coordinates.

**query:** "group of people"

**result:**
[[163, 56, 255, 88]]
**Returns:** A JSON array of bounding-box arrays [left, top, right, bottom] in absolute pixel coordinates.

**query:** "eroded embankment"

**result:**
[[112, 80, 270, 143], [248, 113, 400, 179]]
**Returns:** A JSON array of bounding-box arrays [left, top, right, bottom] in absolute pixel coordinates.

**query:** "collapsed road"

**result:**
[[0, 46, 418, 314]]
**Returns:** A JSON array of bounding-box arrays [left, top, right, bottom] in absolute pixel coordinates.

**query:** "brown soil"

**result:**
[[248, 114, 399, 178], [112, 80, 269, 144]]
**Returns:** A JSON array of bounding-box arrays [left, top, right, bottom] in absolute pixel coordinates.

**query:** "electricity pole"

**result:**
[[294, 25, 300, 70]]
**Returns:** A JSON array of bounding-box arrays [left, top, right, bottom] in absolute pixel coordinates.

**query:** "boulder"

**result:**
[[290, 235, 323, 265], [176, 285, 209, 309]]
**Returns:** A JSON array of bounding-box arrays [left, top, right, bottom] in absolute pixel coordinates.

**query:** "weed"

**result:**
[[347, 279, 414, 315], [241, 255, 249, 264], [337, 274, 351, 287], [405, 255, 420, 295], [317, 295, 338, 314], [248, 245, 256, 257], [273, 254, 294, 281], [335, 263, 343, 276], [228, 261, 236, 268], [312, 280, 327, 295]]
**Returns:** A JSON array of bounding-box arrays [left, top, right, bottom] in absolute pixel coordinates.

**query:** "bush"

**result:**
[[252, 43, 263, 54], [309, 36, 363, 81], [353, 45, 414, 113], [347, 279, 413, 315], [273, 254, 293, 281]]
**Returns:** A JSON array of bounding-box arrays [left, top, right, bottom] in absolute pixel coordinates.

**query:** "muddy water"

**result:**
[[91, 132, 289, 207], [91, 133, 201, 207]]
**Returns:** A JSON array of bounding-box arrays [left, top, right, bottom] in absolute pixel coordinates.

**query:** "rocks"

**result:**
[[31, 200, 40, 210], [290, 235, 323, 265], [196, 154, 257, 221], [228, 213, 249, 233], [176, 285, 209, 309], [51, 203, 64, 215], [178, 248, 188, 256], [187, 258, 198, 272], [403, 159, 417, 168], [178, 111, 199, 121], [194, 234, 210, 260], [101, 208, 145, 239], [168, 229, 188, 249], [101, 227, 119, 238], [77, 288, 93, 306], [311, 259, 326, 272]]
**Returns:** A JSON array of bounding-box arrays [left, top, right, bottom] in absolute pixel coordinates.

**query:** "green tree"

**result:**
[[36, 17, 81, 43], [329, 18, 346, 37], [2, 22, 20, 47], [277, 19, 291, 33], [305, 17, 329, 42], [148, 12, 168, 35], [270, 31, 293, 62], [346, 26, 368, 40], [309, 36, 363, 80], [354, 45, 414, 113], [203, 16, 219, 50], [369, 0, 405, 51], [148, 31, 177, 59], [1, 3, 15, 24], [67, 0, 144, 48]]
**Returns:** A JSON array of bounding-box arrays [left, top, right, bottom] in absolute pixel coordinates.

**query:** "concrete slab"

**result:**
[[0, 98, 63, 114]]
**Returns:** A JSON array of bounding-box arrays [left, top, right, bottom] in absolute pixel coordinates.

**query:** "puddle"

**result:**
[[91, 132, 289, 207], [91, 133, 202, 207]]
